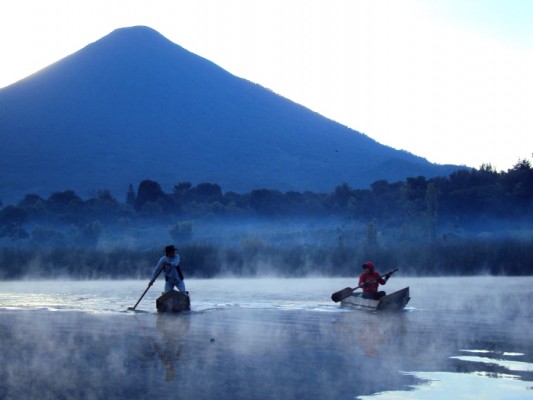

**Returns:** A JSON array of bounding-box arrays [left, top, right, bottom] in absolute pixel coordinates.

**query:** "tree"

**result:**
[[126, 184, 136, 207], [425, 182, 438, 241], [330, 183, 354, 209], [47, 190, 82, 208], [0, 206, 29, 240], [85, 190, 121, 223], [169, 182, 193, 212], [46, 190, 84, 222], [173, 182, 192, 196], [191, 183, 222, 199], [504, 158, 533, 207], [135, 180, 167, 212], [249, 189, 284, 215], [18, 194, 45, 207], [18, 194, 47, 220]]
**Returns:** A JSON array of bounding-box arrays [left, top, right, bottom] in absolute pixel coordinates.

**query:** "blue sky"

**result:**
[[1, 0, 532, 171]]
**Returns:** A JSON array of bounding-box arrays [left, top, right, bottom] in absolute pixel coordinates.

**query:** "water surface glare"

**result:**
[[0, 277, 532, 399]]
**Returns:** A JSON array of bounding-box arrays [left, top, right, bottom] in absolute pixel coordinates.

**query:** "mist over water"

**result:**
[[1, 277, 532, 400]]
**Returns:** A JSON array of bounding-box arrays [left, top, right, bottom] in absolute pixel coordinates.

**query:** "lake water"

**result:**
[[1, 277, 532, 399]]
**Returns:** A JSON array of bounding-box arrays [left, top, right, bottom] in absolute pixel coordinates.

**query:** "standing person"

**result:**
[[358, 261, 390, 300], [149, 245, 188, 294]]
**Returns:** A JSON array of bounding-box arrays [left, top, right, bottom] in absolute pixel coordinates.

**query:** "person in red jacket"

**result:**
[[358, 261, 391, 300]]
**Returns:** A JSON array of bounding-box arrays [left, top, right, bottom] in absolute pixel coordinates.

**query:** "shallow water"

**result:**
[[0, 277, 532, 399]]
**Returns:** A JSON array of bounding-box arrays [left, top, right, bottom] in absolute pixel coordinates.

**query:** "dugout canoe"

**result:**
[[156, 290, 191, 313], [340, 287, 410, 311]]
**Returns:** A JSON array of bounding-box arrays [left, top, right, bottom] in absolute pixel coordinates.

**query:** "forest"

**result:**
[[0, 159, 532, 278]]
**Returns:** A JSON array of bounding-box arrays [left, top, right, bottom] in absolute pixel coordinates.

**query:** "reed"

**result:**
[[0, 237, 531, 279]]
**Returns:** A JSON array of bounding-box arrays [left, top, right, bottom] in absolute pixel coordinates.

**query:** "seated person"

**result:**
[[358, 261, 390, 300]]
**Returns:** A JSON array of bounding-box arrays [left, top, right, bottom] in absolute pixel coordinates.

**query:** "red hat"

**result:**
[[362, 261, 375, 271]]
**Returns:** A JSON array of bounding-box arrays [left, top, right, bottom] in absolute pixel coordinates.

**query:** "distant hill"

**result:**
[[0, 26, 461, 204]]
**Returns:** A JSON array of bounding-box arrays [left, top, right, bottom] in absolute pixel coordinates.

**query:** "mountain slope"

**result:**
[[0, 26, 460, 203]]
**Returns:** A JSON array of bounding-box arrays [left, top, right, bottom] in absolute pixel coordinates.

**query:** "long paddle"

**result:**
[[331, 268, 399, 303], [127, 264, 164, 311]]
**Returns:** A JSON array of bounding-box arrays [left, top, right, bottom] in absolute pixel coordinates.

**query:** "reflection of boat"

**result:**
[[156, 290, 191, 313], [341, 287, 410, 311]]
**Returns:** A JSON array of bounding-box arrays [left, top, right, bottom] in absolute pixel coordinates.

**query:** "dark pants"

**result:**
[[362, 291, 386, 300]]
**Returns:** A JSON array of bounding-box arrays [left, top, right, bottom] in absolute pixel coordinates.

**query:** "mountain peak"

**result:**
[[97, 25, 176, 48], [0, 27, 461, 204], [110, 25, 162, 35]]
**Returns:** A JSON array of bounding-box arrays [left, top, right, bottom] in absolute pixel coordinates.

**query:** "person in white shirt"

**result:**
[[149, 245, 187, 294]]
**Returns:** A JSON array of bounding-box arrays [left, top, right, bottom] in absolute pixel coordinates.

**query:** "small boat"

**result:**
[[341, 287, 410, 311], [156, 290, 191, 313]]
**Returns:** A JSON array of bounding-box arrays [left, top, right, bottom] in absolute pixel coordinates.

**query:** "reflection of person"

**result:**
[[149, 245, 188, 294], [358, 261, 390, 300], [155, 315, 191, 381], [359, 317, 384, 358], [133, 314, 191, 383]]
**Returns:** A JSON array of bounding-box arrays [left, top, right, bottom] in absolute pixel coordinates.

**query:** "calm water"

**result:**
[[0, 277, 532, 400]]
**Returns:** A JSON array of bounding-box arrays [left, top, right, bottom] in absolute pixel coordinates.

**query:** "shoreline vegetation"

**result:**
[[0, 237, 532, 280], [1, 160, 532, 278]]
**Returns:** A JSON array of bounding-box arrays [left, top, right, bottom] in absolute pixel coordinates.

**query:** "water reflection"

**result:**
[[357, 348, 533, 400], [134, 314, 191, 382], [335, 311, 410, 359]]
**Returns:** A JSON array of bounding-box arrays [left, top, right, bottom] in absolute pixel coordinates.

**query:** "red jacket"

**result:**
[[358, 263, 386, 293]]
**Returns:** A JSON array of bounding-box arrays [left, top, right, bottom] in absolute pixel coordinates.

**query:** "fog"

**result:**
[[1, 216, 532, 280], [1, 277, 532, 399]]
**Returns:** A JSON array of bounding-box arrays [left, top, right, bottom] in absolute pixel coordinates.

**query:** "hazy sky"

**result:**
[[1, 0, 532, 171]]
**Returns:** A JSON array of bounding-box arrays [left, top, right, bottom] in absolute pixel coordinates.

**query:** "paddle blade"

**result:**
[[331, 287, 354, 302]]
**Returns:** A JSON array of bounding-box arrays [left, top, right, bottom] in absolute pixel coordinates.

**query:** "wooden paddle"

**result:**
[[127, 264, 164, 311], [331, 268, 399, 303]]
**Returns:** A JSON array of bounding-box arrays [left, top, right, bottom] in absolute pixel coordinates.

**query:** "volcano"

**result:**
[[0, 26, 460, 204]]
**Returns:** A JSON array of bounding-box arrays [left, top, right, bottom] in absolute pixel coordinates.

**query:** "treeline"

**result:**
[[0, 160, 533, 240], [0, 159, 532, 278], [1, 159, 532, 242]]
